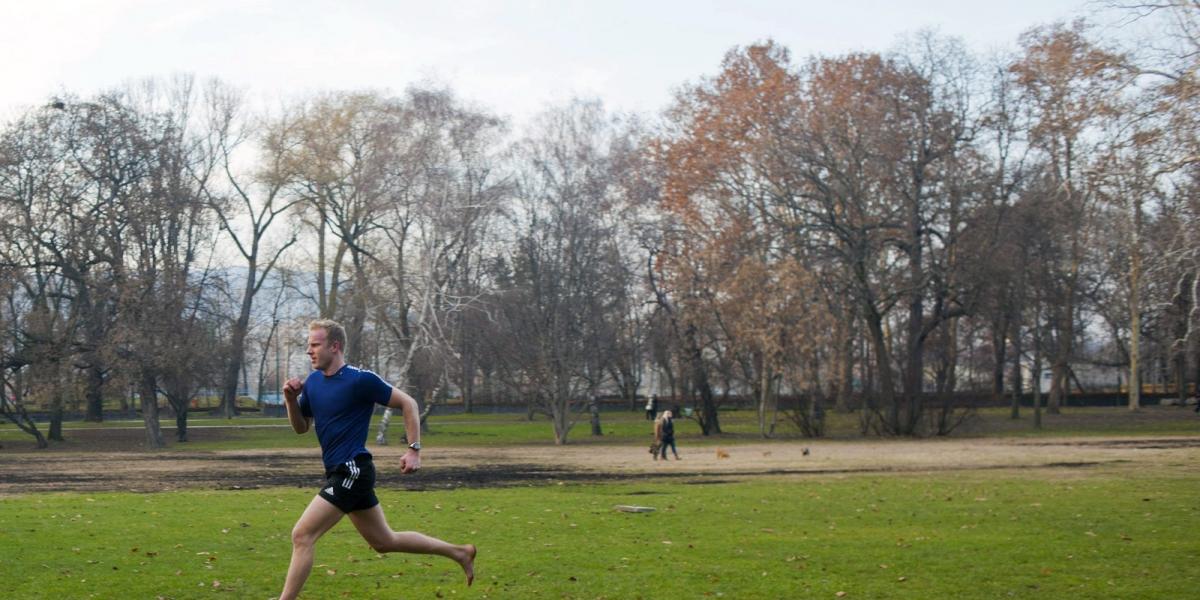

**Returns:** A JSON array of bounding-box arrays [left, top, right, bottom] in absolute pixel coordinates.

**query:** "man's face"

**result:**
[[307, 328, 339, 372]]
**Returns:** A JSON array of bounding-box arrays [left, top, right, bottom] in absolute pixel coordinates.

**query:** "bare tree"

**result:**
[[202, 83, 301, 418], [101, 77, 222, 447], [368, 87, 508, 443], [1010, 20, 1129, 413], [495, 99, 630, 444], [272, 92, 400, 362]]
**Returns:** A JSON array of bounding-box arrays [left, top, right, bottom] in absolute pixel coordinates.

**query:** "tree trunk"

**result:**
[[589, 395, 603, 436], [758, 355, 770, 439], [1191, 271, 1200, 404], [220, 268, 257, 419], [482, 367, 494, 407], [904, 291, 924, 397], [417, 391, 437, 433], [48, 363, 65, 441], [835, 317, 854, 413], [551, 394, 570, 445], [0, 381, 49, 449], [139, 373, 164, 448], [939, 317, 960, 395], [1048, 360, 1066, 415], [84, 363, 105, 422], [1032, 317, 1043, 430], [176, 409, 189, 443], [461, 353, 475, 414], [991, 317, 1007, 399], [1047, 304, 1070, 415], [904, 195, 926, 399], [685, 323, 720, 435], [48, 394, 64, 442], [1009, 320, 1023, 420], [864, 310, 897, 433], [376, 406, 395, 445], [1128, 199, 1142, 411]]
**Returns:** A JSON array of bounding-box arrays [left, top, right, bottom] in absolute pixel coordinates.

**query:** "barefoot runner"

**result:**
[[278, 319, 475, 599]]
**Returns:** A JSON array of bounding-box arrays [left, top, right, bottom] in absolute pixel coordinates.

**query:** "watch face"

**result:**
[[409, 442, 421, 450]]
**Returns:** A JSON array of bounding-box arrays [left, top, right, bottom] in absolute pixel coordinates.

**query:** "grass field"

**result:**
[[3, 406, 1198, 452], [2, 471, 1197, 599], [2, 407, 1198, 598]]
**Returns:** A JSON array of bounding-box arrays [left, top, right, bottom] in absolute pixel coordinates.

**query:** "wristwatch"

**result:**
[[408, 441, 421, 452]]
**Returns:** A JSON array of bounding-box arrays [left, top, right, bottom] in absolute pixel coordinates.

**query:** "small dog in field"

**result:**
[[716, 448, 730, 459], [649, 442, 661, 458]]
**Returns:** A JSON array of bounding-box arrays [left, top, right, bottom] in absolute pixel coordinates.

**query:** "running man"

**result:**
[[279, 319, 475, 599]]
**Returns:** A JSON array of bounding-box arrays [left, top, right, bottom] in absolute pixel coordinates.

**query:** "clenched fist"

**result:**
[[283, 377, 303, 403]]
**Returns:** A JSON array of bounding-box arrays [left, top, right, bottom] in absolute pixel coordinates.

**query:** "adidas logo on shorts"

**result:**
[[324, 486, 335, 495]]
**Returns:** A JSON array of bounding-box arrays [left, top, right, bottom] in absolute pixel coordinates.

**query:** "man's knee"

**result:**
[[291, 524, 320, 548], [360, 530, 394, 554]]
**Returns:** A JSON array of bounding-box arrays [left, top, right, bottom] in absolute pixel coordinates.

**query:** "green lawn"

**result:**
[[1, 471, 1197, 599], [3, 405, 1198, 452]]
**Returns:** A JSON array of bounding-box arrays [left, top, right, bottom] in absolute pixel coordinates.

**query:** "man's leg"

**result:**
[[280, 496, 345, 600], [348, 504, 477, 585]]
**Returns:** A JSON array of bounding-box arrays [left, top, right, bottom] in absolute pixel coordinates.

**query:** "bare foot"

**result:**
[[459, 544, 476, 586]]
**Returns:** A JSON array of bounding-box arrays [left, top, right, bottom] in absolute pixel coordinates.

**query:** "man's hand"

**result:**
[[283, 377, 303, 403], [400, 449, 421, 474]]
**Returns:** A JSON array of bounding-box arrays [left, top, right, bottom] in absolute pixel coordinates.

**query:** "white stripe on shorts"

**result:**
[[343, 459, 359, 489]]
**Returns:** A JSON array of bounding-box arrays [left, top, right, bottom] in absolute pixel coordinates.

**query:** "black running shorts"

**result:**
[[318, 454, 379, 513]]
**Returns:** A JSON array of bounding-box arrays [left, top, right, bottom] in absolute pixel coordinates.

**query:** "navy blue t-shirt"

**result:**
[[299, 365, 393, 470]]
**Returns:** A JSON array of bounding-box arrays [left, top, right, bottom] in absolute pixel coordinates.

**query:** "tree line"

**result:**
[[1, 6, 1197, 446]]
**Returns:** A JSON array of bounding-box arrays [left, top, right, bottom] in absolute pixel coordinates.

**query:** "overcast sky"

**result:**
[[2, 0, 1092, 124]]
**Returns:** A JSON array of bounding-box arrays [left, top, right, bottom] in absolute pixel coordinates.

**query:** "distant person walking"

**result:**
[[645, 395, 658, 421], [278, 319, 475, 599], [655, 410, 680, 460]]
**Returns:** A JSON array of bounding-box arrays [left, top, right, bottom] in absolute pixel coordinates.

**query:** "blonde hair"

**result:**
[[309, 319, 347, 352]]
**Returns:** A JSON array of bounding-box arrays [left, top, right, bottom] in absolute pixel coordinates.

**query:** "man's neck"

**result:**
[[322, 358, 347, 377]]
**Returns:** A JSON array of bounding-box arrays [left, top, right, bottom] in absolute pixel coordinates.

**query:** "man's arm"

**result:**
[[283, 377, 311, 434], [388, 387, 421, 473]]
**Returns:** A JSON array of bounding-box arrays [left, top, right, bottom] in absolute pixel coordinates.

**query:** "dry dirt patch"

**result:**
[[2, 435, 1197, 495]]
